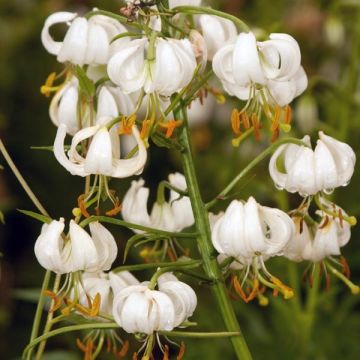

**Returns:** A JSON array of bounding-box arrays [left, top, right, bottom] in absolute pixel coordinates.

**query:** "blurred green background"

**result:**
[[1, 0, 360, 359]]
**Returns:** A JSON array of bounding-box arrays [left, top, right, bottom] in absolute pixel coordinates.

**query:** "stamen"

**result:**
[[340, 256, 351, 278], [176, 342, 186, 360], [78, 194, 90, 218], [119, 114, 136, 135], [163, 345, 170, 360], [270, 276, 294, 299], [117, 340, 130, 358], [284, 105, 292, 124], [40, 72, 57, 97], [241, 112, 250, 129], [159, 120, 183, 138], [140, 119, 153, 141], [231, 109, 241, 136], [105, 199, 122, 216], [43, 290, 63, 312], [251, 113, 261, 141], [326, 262, 360, 294]]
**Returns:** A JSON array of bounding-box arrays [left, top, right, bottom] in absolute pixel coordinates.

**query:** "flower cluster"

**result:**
[[26, 1, 358, 359]]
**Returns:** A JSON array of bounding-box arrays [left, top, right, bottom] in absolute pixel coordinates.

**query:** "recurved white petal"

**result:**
[[53, 124, 89, 177], [41, 12, 77, 55], [68, 220, 99, 272], [34, 219, 67, 274], [57, 17, 88, 65], [89, 222, 118, 271]]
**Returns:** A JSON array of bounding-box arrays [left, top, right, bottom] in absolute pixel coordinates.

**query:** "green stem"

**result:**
[[0, 139, 49, 216], [23, 323, 120, 359], [170, 6, 250, 32], [34, 274, 61, 360], [176, 103, 252, 360], [84, 10, 142, 29], [79, 215, 196, 238], [112, 259, 202, 273], [206, 138, 307, 209]]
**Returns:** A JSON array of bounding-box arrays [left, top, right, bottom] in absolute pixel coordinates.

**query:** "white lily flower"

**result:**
[[269, 131, 356, 196], [157, 273, 197, 327], [112, 284, 176, 334], [121, 173, 194, 232], [107, 37, 197, 96], [284, 214, 351, 263], [41, 12, 129, 65], [54, 123, 147, 178], [34, 219, 117, 274], [213, 31, 306, 104], [198, 15, 237, 60], [169, 0, 202, 8], [212, 197, 294, 261]]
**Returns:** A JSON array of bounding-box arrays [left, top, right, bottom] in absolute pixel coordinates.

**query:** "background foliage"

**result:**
[[0, 0, 359, 358]]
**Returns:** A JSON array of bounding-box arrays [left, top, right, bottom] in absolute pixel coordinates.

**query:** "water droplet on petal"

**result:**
[[275, 183, 284, 191], [323, 188, 334, 195]]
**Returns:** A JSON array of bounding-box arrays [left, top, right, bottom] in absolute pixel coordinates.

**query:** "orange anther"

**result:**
[[132, 352, 138, 360], [231, 109, 241, 136], [251, 113, 261, 141], [140, 119, 153, 139], [163, 345, 170, 360], [89, 293, 101, 317], [233, 276, 249, 303], [119, 114, 136, 135], [43, 290, 63, 312], [167, 247, 177, 262], [284, 105, 292, 124], [117, 340, 129, 358], [241, 112, 250, 129], [159, 120, 183, 138], [78, 194, 90, 218], [176, 342, 186, 360], [40, 72, 57, 97], [340, 256, 351, 278], [106, 200, 122, 216]]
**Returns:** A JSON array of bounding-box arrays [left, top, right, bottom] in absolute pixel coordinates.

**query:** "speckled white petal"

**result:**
[[41, 12, 77, 56], [89, 222, 118, 271]]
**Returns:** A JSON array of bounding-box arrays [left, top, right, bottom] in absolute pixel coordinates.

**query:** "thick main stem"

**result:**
[[176, 105, 252, 360]]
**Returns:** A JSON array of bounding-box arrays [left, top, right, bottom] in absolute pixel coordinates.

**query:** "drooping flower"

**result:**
[[213, 31, 305, 103], [121, 173, 194, 232], [269, 131, 356, 196], [34, 219, 117, 274], [284, 214, 351, 263], [107, 37, 197, 96], [157, 273, 197, 327], [198, 15, 237, 60], [54, 123, 147, 178], [212, 197, 295, 300], [41, 12, 129, 65], [212, 197, 294, 261], [112, 284, 176, 334]]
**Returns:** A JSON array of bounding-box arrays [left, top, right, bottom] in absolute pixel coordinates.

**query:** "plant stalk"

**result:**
[[175, 103, 252, 360]]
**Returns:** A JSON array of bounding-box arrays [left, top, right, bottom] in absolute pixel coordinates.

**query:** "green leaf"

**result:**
[[74, 66, 95, 98], [151, 132, 183, 151], [18, 209, 52, 224], [12, 288, 41, 303]]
